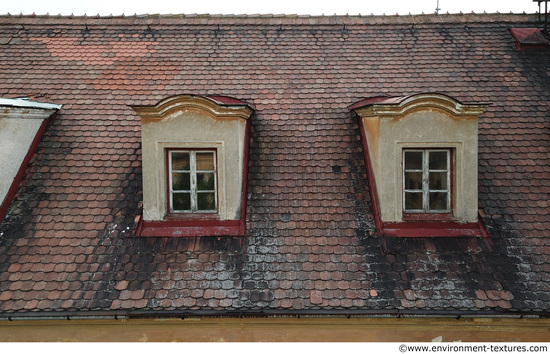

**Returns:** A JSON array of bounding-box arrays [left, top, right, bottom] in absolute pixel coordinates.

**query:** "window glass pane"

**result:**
[[172, 172, 190, 191], [196, 173, 215, 190], [171, 152, 190, 171], [429, 172, 447, 190], [173, 192, 191, 211], [404, 192, 423, 210], [403, 149, 451, 214], [429, 192, 448, 211], [404, 172, 423, 190], [404, 151, 423, 170], [168, 150, 217, 213], [429, 151, 447, 170], [197, 192, 216, 211], [196, 152, 215, 170]]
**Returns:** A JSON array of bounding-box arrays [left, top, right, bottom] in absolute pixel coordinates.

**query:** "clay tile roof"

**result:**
[[0, 12, 549, 318]]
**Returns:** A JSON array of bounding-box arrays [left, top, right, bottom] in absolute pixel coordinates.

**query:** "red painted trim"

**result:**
[[509, 28, 549, 50], [355, 113, 489, 238], [135, 213, 144, 236], [239, 118, 251, 235], [476, 210, 491, 239], [357, 116, 383, 235], [0, 110, 59, 222], [348, 95, 407, 110], [206, 95, 256, 110], [382, 221, 485, 237]]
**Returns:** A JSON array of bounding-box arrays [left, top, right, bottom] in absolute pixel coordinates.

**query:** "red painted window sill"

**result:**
[[381, 220, 488, 238], [136, 218, 245, 237]]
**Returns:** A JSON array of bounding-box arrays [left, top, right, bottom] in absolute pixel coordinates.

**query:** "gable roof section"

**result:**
[[0, 13, 548, 317]]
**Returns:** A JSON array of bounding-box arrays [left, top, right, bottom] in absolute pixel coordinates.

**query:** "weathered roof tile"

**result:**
[[0, 13, 549, 316]]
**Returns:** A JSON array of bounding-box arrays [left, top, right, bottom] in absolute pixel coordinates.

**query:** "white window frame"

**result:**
[[168, 149, 217, 214], [403, 149, 451, 213]]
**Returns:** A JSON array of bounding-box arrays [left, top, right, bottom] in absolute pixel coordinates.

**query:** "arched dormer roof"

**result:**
[[131, 94, 254, 122], [350, 93, 488, 118]]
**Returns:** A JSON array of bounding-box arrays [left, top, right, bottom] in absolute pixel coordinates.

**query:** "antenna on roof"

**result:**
[[436, 0, 441, 15]]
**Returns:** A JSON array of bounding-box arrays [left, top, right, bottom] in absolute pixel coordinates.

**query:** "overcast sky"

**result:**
[[1, 0, 542, 16]]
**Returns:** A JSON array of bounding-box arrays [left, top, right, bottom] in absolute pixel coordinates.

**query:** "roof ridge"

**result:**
[[0, 12, 539, 25]]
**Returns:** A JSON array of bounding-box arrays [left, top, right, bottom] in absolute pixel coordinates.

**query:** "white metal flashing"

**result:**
[[0, 97, 62, 110]]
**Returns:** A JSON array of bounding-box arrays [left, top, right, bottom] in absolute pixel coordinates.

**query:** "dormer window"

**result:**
[[351, 93, 490, 237], [131, 95, 254, 237]]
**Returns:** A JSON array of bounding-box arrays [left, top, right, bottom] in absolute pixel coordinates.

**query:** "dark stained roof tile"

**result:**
[[0, 13, 549, 316]]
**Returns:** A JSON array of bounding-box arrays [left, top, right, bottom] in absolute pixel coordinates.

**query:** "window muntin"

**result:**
[[168, 150, 217, 213], [403, 149, 450, 213]]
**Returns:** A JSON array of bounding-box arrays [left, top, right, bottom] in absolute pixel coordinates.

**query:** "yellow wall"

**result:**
[[1, 317, 549, 342]]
